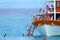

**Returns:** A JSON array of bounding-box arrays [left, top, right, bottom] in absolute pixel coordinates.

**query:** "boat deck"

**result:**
[[33, 19, 60, 27]]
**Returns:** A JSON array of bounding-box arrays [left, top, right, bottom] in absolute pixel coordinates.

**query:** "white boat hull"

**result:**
[[36, 24, 60, 36]]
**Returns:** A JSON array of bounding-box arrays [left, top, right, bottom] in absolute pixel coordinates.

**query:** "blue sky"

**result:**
[[0, 0, 46, 8]]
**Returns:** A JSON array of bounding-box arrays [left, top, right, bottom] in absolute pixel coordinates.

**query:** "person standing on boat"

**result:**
[[51, 5, 54, 12], [46, 4, 49, 13]]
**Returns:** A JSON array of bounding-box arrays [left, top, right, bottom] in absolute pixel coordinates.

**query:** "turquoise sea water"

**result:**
[[0, 36, 60, 40]]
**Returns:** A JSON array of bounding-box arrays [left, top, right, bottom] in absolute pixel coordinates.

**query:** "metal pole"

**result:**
[[54, 0, 56, 20]]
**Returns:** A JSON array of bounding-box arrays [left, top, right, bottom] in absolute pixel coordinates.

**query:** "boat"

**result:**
[[32, 0, 60, 36]]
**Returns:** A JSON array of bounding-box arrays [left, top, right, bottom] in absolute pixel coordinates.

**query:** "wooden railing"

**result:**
[[33, 19, 60, 27]]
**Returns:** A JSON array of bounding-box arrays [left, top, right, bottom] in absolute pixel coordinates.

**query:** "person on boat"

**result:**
[[51, 5, 54, 11], [46, 4, 49, 12]]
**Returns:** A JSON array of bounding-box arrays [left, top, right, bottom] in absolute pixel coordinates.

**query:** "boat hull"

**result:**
[[36, 24, 60, 36]]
